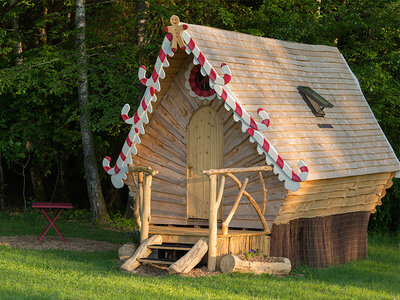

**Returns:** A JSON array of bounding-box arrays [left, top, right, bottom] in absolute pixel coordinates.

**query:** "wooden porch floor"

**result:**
[[149, 225, 271, 256]]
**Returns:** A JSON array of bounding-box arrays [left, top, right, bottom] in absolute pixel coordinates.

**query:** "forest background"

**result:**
[[0, 0, 399, 232]]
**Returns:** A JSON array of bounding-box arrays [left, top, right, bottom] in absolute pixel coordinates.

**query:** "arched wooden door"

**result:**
[[187, 106, 223, 220]]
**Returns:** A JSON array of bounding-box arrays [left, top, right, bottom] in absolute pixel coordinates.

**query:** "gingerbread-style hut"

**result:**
[[103, 17, 400, 271]]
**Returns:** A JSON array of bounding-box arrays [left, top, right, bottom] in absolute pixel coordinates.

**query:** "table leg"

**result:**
[[38, 209, 65, 244]]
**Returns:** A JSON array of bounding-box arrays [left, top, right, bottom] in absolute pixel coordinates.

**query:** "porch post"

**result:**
[[140, 173, 152, 243], [208, 174, 218, 271]]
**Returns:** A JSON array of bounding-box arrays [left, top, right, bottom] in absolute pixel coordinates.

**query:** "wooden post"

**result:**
[[208, 174, 218, 271], [140, 173, 152, 243], [259, 171, 268, 215]]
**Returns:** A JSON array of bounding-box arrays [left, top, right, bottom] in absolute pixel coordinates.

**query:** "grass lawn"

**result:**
[[0, 212, 399, 299]]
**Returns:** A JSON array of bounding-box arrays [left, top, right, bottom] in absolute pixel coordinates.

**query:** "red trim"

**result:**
[[263, 139, 270, 152], [151, 69, 159, 82], [120, 151, 126, 161], [183, 24, 188, 30], [292, 171, 301, 182], [115, 165, 120, 174], [121, 114, 129, 121], [142, 101, 147, 111], [150, 87, 155, 96], [209, 69, 217, 81], [197, 52, 205, 66], [262, 119, 270, 127], [163, 26, 168, 33], [221, 89, 228, 101], [188, 38, 195, 51], [250, 118, 258, 130], [247, 128, 254, 136], [276, 155, 284, 169], [133, 113, 140, 124], [300, 166, 309, 173], [235, 102, 243, 117], [158, 49, 166, 62], [166, 33, 173, 41], [223, 74, 231, 84], [134, 128, 139, 133], [104, 156, 111, 162], [140, 78, 147, 85], [104, 166, 111, 172], [126, 136, 133, 147]]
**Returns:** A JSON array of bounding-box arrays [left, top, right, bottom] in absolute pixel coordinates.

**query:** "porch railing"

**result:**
[[203, 166, 272, 271]]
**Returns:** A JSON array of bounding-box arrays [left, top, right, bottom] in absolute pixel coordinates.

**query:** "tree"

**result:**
[[75, 0, 108, 222]]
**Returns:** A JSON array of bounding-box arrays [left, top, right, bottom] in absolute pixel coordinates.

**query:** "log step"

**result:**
[[137, 258, 175, 265], [148, 244, 193, 251]]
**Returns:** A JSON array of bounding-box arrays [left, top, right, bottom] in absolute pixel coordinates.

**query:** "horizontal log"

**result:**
[[128, 166, 159, 176], [220, 254, 291, 275], [203, 166, 273, 176]]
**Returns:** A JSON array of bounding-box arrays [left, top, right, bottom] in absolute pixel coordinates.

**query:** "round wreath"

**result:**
[[188, 64, 216, 98]]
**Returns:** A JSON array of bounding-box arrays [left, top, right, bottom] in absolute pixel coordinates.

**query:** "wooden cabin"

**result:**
[[103, 20, 400, 270]]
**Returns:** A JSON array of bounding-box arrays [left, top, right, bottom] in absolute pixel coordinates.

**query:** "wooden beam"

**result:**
[[226, 173, 269, 232], [259, 171, 268, 215], [203, 166, 272, 176], [222, 177, 249, 235], [215, 175, 226, 210], [128, 165, 159, 176]]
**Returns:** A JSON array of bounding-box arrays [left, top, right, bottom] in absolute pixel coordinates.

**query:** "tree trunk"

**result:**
[[75, 0, 108, 222], [0, 153, 5, 210], [30, 162, 46, 202], [135, 0, 148, 49], [10, 0, 22, 65]]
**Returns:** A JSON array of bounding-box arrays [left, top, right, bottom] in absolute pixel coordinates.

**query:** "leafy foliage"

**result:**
[[0, 0, 399, 230]]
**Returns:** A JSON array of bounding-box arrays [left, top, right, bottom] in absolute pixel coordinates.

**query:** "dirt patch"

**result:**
[[124, 264, 220, 277], [0, 235, 121, 252]]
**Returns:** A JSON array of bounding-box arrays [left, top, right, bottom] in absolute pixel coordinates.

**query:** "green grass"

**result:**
[[0, 212, 399, 299]]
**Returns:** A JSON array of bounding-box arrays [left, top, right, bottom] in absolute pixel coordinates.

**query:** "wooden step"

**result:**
[[148, 244, 193, 251], [137, 258, 175, 265]]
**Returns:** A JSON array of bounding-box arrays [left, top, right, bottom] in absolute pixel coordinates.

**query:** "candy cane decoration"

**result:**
[[103, 22, 309, 191], [102, 35, 174, 188], [182, 30, 308, 191]]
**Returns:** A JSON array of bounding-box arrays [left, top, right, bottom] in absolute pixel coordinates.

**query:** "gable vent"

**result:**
[[298, 86, 334, 117]]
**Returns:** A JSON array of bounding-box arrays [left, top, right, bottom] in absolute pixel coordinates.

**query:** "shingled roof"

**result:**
[[103, 22, 400, 190], [186, 24, 400, 181]]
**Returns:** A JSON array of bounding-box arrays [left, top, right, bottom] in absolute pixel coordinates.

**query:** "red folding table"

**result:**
[[32, 202, 73, 244]]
